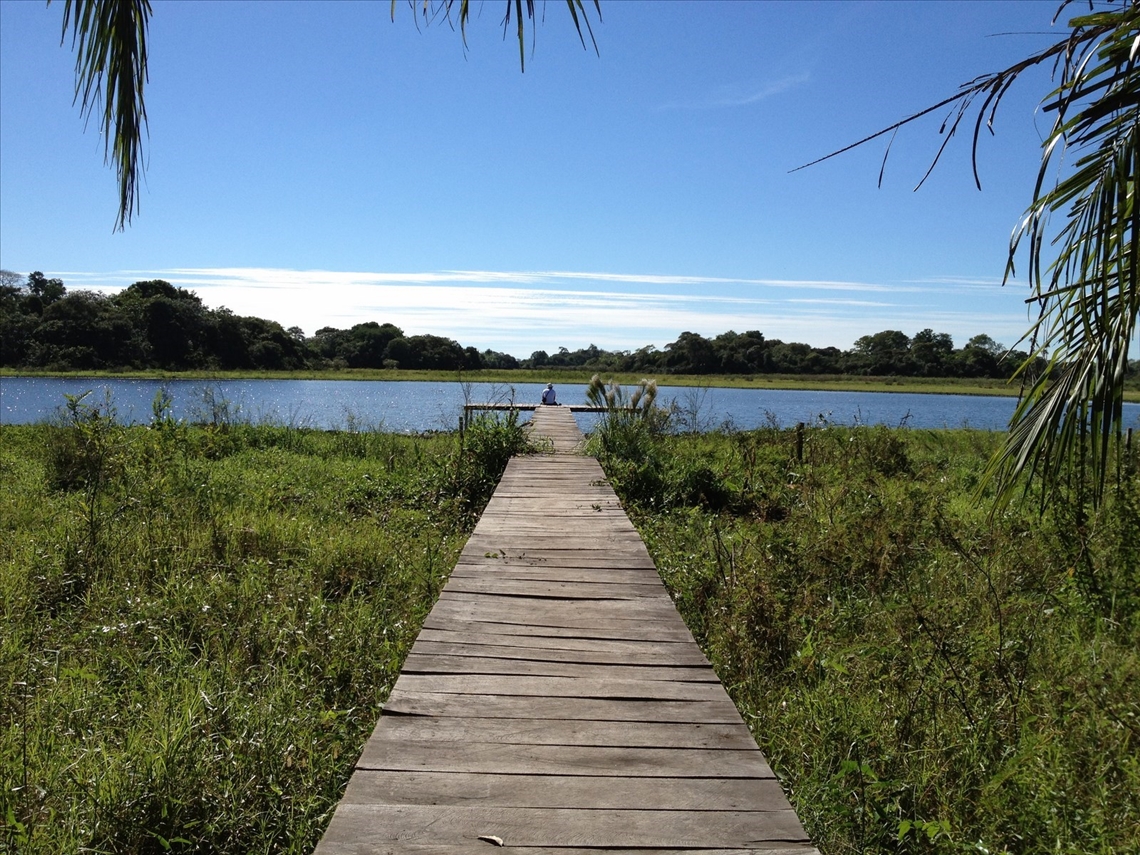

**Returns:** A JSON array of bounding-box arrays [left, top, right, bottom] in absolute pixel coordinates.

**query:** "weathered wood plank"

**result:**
[[362, 716, 758, 750], [454, 549, 658, 569], [429, 592, 684, 621], [430, 596, 682, 624], [437, 579, 673, 601], [453, 557, 656, 575], [319, 847, 817, 855], [316, 804, 811, 849], [381, 690, 744, 723], [419, 615, 697, 642], [340, 769, 791, 808], [392, 674, 729, 701], [356, 740, 774, 778], [399, 653, 718, 682], [410, 631, 711, 664], [481, 499, 622, 508]]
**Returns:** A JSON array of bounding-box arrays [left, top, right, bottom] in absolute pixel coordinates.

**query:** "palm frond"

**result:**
[[990, 3, 1140, 508], [394, 0, 600, 71], [56, 0, 151, 231], [801, 1, 1139, 511]]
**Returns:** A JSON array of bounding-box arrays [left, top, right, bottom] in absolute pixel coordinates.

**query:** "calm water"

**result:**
[[3, 376, 1139, 433]]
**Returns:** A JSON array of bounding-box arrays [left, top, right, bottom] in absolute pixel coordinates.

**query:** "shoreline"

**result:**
[[4, 368, 1139, 403]]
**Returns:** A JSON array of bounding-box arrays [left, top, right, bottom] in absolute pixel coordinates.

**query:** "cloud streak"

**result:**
[[62, 265, 1032, 354], [659, 73, 812, 110]]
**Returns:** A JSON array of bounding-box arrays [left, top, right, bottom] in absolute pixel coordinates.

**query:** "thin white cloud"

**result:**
[[156, 266, 910, 294], [58, 265, 1031, 353], [906, 275, 1019, 289], [660, 73, 811, 110]]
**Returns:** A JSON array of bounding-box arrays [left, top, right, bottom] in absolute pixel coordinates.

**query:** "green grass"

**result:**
[[5, 394, 1138, 854], [587, 419, 1140, 854], [0, 403, 531, 854]]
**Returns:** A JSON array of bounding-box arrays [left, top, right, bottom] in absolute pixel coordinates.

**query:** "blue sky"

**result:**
[[0, 0, 1066, 357]]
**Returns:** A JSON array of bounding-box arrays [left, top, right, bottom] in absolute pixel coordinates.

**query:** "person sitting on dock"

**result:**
[[541, 383, 558, 405]]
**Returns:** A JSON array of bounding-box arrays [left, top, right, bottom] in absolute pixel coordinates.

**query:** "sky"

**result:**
[[0, 0, 1070, 358]]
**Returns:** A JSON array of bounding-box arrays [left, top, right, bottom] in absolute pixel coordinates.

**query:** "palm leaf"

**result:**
[[60, 0, 600, 229], [393, 0, 599, 71], [801, 0, 1140, 510], [56, 0, 151, 232], [991, 3, 1140, 509]]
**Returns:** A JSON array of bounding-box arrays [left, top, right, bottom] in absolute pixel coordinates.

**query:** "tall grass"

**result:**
[[592, 417, 1140, 855], [0, 396, 531, 853]]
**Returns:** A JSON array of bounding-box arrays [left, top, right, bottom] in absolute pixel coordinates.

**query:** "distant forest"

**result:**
[[0, 271, 1113, 380]]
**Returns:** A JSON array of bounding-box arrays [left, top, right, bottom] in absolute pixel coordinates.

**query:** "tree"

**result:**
[[30, 289, 138, 368], [852, 330, 912, 375], [0, 269, 22, 292], [911, 329, 955, 377], [26, 271, 67, 308], [663, 331, 719, 374], [956, 335, 1006, 379]]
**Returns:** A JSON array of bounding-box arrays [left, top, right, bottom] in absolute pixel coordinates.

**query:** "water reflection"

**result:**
[[3, 376, 1139, 433]]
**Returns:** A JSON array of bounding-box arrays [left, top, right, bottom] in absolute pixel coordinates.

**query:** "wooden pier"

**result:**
[[315, 406, 818, 853], [461, 403, 621, 432]]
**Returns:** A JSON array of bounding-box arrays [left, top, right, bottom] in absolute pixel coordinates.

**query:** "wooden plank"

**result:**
[[447, 573, 663, 591], [340, 769, 790, 808], [406, 639, 710, 668], [400, 653, 719, 682], [391, 674, 730, 702], [432, 591, 682, 618], [485, 494, 620, 504], [424, 615, 693, 642], [362, 716, 758, 750], [410, 631, 711, 663], [462, 536, 645, 551], [454, 549, 657, 568], [419, 615, 696, 642], [381, 690, 744, 723], [449, 570, 661, 587], [438, 577, 669, 596], [315, 804, 811, 849], [356, 740, 774, 778], [319, 846, 817, 855], [433, 587, 679, 610], [466, 524, 643, 538], [426, 611, 684, 638]]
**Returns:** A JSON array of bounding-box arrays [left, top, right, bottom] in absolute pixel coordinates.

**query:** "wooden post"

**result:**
[[795, 422, 804, 463]]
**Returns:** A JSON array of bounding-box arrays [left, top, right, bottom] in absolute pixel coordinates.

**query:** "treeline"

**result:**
[[0, 271, 1095, 379]]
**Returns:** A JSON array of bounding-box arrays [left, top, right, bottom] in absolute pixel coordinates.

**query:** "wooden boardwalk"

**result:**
[[315, 406, 818, 853]]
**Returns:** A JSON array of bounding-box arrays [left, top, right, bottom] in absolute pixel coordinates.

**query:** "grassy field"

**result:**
[[586, 413, 1140, 854], [8, 367, 1135, 401], [0, 403, 531, 854], [3, 401, 1138, 854]]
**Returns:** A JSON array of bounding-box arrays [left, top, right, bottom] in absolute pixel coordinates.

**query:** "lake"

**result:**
[[3, 376, 1139, 433]]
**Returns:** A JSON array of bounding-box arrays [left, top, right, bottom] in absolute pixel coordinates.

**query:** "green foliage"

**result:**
[[0, 408, 520, 853], [601, 425, 1140, 855], [59, 0, 151, 232], [990, 2, 1140, 508], [802, 0, 1140, 507], [448, 410, 537, 523], [584, 375, 689, 506]]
